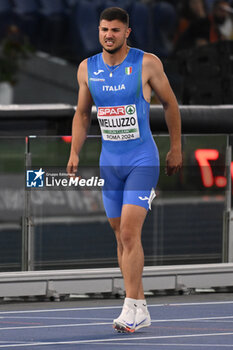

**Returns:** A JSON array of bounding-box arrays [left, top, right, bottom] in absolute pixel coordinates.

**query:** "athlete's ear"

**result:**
[[126, 27, 132, 38]]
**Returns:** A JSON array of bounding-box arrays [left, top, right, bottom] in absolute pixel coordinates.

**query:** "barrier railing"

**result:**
[[0, 104, 232, 298]]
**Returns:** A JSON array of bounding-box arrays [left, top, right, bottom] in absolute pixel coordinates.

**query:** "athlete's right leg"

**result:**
[[108, 217, 122, 270]]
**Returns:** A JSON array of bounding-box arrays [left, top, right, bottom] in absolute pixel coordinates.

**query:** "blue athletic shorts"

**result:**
[[100, 139, 160, 218]]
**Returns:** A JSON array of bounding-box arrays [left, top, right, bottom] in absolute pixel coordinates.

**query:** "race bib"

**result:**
[[97, 105, 140, 141]]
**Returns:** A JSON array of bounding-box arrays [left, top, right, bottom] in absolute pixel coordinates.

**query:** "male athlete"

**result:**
[[67, 7, 182, 333]]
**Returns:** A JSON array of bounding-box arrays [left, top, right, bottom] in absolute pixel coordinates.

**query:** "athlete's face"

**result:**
[[99, 19, 131, 54]]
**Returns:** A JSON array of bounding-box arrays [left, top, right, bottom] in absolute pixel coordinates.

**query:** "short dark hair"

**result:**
[[100, 7, 129, 26]]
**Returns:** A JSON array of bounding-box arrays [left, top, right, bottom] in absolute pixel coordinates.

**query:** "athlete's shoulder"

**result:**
[[127, 47, 144, 65], [128, 47, 144, 57], [78, 58, 88, 73], [142, 52, 164, 77], [78, 58, 88, 69], [77, 58, 89, 84], [130, 47, 144, 54], [143, 52, 163, 69], [128, 48, 162, 70], [87, 52, 102, 63], [78, 53, 101, 73]]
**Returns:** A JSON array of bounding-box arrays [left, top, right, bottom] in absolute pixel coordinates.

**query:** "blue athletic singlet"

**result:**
[[87, 48, 160, 218]]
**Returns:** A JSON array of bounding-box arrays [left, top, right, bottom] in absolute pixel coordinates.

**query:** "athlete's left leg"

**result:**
[[108, 216, 145, 300], [112, 204, 153, 333], [103, 155, 159, 332]]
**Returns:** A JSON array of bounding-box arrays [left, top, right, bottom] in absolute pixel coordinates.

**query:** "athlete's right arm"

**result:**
[[67, 59, 93, 175]]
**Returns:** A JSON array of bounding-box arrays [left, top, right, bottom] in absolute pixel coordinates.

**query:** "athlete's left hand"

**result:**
[[165, 149, 182, 176]]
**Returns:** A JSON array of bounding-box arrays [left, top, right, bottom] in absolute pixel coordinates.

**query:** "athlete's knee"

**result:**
[[115, 230, 123, 251], [110, 223, 120, 235], [120, 224, 140, 250], [109, 220, 123, 251]]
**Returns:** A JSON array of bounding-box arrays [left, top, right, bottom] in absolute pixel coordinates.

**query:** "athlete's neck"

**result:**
[[102, 46, 130, 67]]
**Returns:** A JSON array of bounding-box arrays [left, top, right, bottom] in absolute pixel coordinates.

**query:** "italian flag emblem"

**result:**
[[125, 66, 132, 75]]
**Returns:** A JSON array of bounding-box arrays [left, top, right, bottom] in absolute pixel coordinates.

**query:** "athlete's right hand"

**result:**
[[66, 154, 79, 178]]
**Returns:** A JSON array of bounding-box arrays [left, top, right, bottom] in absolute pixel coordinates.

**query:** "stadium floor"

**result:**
[[0, 292, 233, 349]]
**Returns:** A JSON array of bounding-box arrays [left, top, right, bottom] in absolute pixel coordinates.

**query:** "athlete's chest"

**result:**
[[88, 60, 141, 104]]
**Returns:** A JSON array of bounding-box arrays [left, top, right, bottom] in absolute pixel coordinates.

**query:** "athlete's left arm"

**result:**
[[143, 53, 182, 175]]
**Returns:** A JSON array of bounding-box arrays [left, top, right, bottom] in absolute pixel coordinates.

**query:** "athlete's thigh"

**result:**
[[123, 164, 159, 210], [100, 164, 124, 218], [102, 190, 123, 218], [120, 204, 147, 236]]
